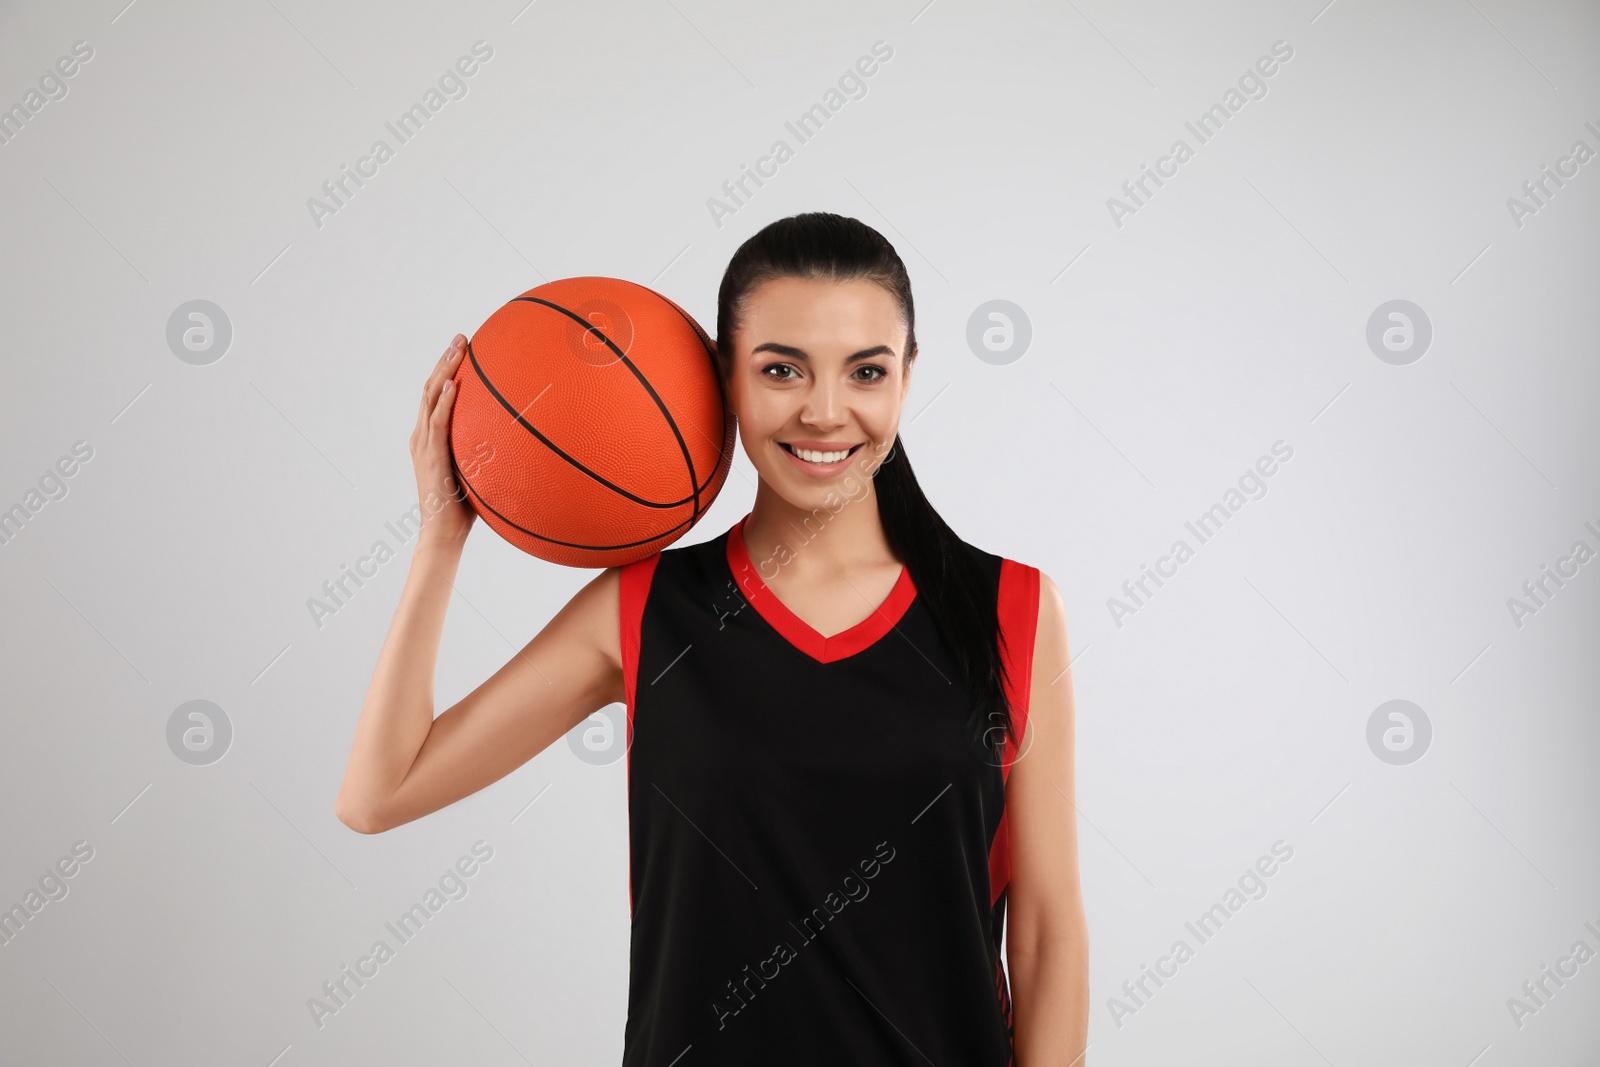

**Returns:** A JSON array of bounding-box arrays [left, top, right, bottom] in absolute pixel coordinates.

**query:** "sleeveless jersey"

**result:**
[[616, 512, 1041, 1066]]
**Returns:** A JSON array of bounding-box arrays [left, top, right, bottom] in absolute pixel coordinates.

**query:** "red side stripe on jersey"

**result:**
[[995, 947, 1016, 1063], [989, 558, 1041, 908], [619, 554, 660, 738], [618, 553, 660, 918]]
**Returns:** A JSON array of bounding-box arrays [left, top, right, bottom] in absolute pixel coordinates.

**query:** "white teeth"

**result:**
[[791, 446, 853, 464]]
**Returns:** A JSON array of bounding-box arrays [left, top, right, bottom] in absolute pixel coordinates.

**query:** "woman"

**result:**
[[336, 212, 1088, 1064]]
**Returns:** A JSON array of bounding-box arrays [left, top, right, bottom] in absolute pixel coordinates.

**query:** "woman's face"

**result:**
[[726, 275, 913, 508]]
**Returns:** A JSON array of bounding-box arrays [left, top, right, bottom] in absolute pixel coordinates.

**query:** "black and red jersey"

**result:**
[[616, 512, 1041, 1065]]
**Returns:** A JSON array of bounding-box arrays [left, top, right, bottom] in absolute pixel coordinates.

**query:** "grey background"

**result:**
[[2, 0, 1597, 1063]]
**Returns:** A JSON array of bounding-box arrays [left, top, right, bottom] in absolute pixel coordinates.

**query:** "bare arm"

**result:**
[[1007, 572, 1090, 1065], [334, 334, 624, 835]]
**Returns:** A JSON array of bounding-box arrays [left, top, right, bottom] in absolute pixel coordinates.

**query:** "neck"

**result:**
[[741, 479, 896, 580]]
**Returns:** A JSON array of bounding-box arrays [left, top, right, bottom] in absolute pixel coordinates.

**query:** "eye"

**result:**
[[762, 363, 798, 381], [853, 365, 888, 382]]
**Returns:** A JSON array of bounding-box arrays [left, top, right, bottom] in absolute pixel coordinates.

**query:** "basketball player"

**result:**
[[336, 213, 1089, 1065]]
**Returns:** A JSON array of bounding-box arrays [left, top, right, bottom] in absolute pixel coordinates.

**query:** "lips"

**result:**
[[778, 440, 864, 476], [781, 442, 863, 462]]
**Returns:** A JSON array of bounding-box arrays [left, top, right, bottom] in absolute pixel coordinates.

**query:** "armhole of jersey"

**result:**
[[989, 557, 1042, 908], [618, 553, 661, 738], [618, 553, 660, 919], [998, 558, 1041, 779]]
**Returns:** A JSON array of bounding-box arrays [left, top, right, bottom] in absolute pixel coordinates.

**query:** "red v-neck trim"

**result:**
[[726, 514, 917, 664]]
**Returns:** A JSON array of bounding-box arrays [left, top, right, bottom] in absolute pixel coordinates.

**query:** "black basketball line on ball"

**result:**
[[463, 328, 703, 512], [451, 453, 697, 552], [514, 293, 707, 518], [649, 292, 736, 467], [511, 294, 705, 520]]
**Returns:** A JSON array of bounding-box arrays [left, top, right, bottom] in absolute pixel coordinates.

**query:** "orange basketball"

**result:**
[[448, 277, 735, 567]]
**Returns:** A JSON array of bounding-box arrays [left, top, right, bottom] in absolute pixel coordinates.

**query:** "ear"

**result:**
[[901, 343, 917, 400]]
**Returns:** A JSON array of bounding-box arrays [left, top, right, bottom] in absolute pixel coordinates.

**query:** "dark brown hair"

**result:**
[[714, 212, 1015, 758]]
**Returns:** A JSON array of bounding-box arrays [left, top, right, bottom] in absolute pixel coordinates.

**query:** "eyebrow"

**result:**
[[750, 342, 896, 363]]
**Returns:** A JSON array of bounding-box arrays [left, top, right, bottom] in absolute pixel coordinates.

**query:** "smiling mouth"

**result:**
[[780, 442, 864, 464]]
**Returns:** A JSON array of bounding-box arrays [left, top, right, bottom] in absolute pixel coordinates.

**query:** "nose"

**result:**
[[798, 374, 846, 431]]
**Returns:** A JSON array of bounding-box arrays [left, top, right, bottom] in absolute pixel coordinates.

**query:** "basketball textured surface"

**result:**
[[448, 276, 735, 568]]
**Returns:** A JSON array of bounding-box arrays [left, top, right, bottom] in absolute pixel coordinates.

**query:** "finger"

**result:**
[[431, 378, 457, 433], [416, 336, 464, 444], [422, 351, 456, 416], [423, 334, 465, 397], [436, 334, 465, 376], [443, 336, 467, 385], [442, 349, 465, 396], [437, 333, 463, 363], [416, 375, 434, 432], [422, 346, 451, 401], [419, 359, 447, 420]]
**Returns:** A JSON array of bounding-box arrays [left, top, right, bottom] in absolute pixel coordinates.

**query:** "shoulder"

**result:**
[[962, 543, 1068, 652], [618, 523, 733, 595], [1034, 568, 1065, 622], [1033, 569, 1067, 653], [955, 539, 1055, 608], [1025, 567, 1070, 715], [661, 523, 733, 572], [999, 558, 1065, 643], [946, 538, 1006, 591], [586, 526, 738, 673]]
